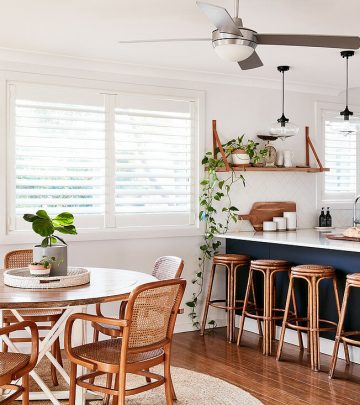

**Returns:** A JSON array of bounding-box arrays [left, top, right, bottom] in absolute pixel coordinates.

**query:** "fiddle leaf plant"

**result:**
[[23, 210, 77, 247]]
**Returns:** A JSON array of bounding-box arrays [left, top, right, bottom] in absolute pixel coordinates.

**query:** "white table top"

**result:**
[[216, 228, 360, 253]]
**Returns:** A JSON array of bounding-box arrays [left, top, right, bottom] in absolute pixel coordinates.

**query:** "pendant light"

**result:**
[[340, 50, 354, 121], [270, 65, 299, 138], [333, 50, 359, 135]]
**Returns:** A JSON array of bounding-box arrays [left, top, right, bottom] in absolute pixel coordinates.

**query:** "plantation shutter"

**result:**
[[324, 112, 359, 200], [114, 94, 195, 227], [11, 83, 106, 230]]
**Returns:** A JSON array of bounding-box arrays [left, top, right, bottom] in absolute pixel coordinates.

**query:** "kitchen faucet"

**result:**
[[353, 195, 360, 227]]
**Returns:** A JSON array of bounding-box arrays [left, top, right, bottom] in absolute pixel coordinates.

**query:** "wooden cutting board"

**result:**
[[326, 234, 360, 242], [239, 201, 296, 231]]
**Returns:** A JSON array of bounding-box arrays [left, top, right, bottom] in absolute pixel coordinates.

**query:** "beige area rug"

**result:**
[[28, 359, 262, 405]]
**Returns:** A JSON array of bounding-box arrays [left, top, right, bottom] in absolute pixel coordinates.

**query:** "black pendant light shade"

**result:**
[[340, 50, 354, 121], [270, 65, 299, 137]]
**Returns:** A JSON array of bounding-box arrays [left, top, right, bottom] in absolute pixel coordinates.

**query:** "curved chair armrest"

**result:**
[[0, 321, 39, 378], [65, 313, 129, 370]]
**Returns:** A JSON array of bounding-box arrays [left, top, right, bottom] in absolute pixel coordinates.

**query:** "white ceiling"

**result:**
[[1, 0, 360, 92]]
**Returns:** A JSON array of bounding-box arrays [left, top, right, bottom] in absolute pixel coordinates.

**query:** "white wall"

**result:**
[[0, 55, 355, 333]]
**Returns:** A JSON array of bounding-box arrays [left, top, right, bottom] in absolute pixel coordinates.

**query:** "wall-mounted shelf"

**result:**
[[209, 121, 329, 174], [213, 166, 330, 173]]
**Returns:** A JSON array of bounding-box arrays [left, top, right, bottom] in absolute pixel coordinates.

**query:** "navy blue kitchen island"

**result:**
[[217, 229, 360, 340]]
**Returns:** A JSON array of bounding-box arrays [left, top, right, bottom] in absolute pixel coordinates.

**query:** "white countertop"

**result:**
[[216, 229, 360, 253]]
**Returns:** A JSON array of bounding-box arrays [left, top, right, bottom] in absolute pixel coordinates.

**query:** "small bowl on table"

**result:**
[[28, 264, 51, 277]]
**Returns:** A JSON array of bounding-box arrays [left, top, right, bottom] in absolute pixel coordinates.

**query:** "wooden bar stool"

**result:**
[[237, 259, 303, 356], [200, 254, 262, 343], [329, 273, 359, 378], [277, 264, 350, 372]]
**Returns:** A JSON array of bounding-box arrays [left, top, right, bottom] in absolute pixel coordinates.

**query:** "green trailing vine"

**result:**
[[185, 136, 267, 330]]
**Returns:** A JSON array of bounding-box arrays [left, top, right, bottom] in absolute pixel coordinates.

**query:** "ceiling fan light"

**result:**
[[269, 121, 299, 137], [214, 44, 254, 62]]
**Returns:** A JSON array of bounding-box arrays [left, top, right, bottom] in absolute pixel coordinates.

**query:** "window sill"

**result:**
[[0, 225, 203, 245]]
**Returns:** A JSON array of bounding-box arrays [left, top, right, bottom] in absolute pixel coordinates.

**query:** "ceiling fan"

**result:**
[[118, 0, 360, 70]]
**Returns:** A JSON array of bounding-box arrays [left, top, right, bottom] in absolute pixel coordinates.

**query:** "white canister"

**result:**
[[283, 150, 294, 168], [273, 217, 287, 231], [263, 221, 277, 232], [276, 151, 284, 167], [283, 212, 297, 231]]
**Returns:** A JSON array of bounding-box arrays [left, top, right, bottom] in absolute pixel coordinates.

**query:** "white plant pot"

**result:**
[[33, 245, 68, 276], [29, 264, 51, 277], [231, 150, 251, 165]]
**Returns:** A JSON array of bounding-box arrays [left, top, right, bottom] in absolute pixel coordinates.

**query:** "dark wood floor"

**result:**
[[172, 328, 360, 405]]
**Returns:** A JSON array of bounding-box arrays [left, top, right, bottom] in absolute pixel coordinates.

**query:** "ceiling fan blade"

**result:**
[[238, 51, 263, 70], [256, 34, 360, 49], [118, 38, 211, 44], [196, 1, 242, 36]]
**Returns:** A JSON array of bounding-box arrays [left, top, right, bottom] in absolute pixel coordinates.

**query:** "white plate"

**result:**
[[314, 226, 335, 232]]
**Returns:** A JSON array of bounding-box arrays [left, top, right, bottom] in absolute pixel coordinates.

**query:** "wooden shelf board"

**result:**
[[212, 166, 330, 173]]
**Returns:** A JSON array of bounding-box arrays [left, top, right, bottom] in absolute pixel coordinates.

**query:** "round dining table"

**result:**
[[0, 267, 157, 405]]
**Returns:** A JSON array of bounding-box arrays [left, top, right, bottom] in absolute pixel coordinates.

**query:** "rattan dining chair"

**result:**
[[0, 321, 38, 404], [65, 278, 186, 405], [3, 250, 63, 386], [91, 256, 184, 340]]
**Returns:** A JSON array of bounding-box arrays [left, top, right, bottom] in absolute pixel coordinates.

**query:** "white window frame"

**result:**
[[315, 101, 360, 210], [0, 71, 205, 244]]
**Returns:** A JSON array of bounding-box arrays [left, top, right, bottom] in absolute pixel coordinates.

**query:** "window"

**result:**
[[7, 82, 200, 234], [320, 105, 360, 205]]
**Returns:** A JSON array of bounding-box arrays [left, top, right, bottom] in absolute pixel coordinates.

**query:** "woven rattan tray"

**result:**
[[4, 267, 90, 289]]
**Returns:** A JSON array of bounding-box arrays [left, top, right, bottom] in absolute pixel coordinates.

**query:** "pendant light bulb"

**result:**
[[269, 65, 299, 138]]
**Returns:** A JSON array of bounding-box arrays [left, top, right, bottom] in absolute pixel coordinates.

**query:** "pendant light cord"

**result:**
[[346, 55, 349, 108], [282, 70, 285, 116]]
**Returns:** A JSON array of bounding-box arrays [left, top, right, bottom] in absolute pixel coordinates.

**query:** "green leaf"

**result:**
[[32, 218, 54, 237], [200, 179, 209, 185], [36, 210, 50, 219], [218, 180, 225, 190], [55, 225, 77, 235], [229, 206, 239, 211], [50, 236, 57, 245], [53, 212, 74, 226], [41, 237, 49, 247], [23, 214, 38, 223], [185, 301, 196, 308]]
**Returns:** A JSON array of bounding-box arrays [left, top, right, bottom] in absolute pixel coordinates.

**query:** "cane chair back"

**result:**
[[124, 279, 185, 350], [152, 256, 184, 280], [4, 250, 33, 270]]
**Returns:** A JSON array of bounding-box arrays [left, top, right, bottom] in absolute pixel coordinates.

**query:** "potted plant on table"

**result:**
[[28, 256, 56, 277], [23, 210, 77, 276], [223, 136, 268, 166]]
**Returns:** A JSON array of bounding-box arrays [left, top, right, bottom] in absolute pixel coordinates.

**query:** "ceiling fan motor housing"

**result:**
[[212, 28, 257, 62]]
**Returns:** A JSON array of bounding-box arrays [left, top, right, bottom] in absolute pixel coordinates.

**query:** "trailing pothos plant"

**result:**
[[185, 136, 265, 330]]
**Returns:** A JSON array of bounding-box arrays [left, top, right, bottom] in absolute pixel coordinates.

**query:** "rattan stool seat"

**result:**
[[0, 352, 30, 378], [346, 273, 360, 286], [251, 259, 289, 269], [291, 264, 335, 276], [213, 254, 250, 264]]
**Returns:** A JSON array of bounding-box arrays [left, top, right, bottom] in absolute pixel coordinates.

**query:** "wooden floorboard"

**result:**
[[172, 328, 360, 405]]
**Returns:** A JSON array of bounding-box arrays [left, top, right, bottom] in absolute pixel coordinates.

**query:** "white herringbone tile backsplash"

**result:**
[[215, 172, 352, 229]]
